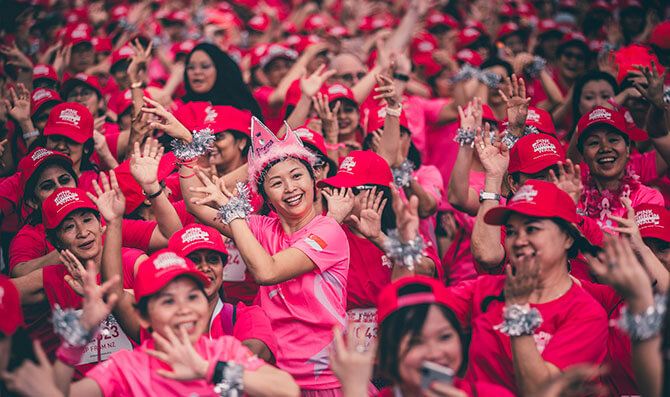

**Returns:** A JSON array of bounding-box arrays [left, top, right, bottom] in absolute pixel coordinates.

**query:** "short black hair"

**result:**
[[135, 275, 208, 319], [481, 58, 514, 78]]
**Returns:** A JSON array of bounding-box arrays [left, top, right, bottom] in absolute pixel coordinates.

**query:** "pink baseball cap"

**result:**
[[508, 134, 564, 174], [247, 14, 270, 32], [317, 150, 393, 189], [649, 21, 670, 50], [0, 276, 23, 335], [62, 24, 92, 46], [635, 204, 670, 243], [169, 224, 229, 258], [294, 126, 327, 157], [201, 105, 252, 136], [60, 73, 102, 98], [42, 187, 98, 229], [43, 102, 94, 144], [303, 14, 329, 31], [134, 250, 210, 303], [455, 48, 483, 67], [325, 83, 357, 106], [111, 45, 136, 67], [31, 88, 62, 117], [19, 147, 73, 191], [576, 106, 627, 145], [377, 275, 451, 324], [259, 44, 298, 70], [484, 179, 578, 225], [33, 63, 58, 83]]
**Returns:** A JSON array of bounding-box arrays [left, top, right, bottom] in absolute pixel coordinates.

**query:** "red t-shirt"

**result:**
[[253, 86, 284, 133], [446, 276, 608, 394], [221, 238, 260, 305]]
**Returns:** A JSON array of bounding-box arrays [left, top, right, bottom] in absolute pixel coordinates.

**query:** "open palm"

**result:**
[[89, 170, 126, 222], [130, 139, 163, 188]]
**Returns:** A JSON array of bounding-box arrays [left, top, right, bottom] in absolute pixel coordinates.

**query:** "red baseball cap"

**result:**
[[134, 250, 210, 303], [42, 187, 99, 229], [496, 22, 522, 42], [500, 2, 517, 17], [33, 63, 58, 83], [110, 5, 129, 22], [558, 32, 590, 55], [649, 21, 670, 50], [588, 0, 611, 13], [91, 37, 113, 53], [19, 147, 73, 191], [303, 14, 329, 31], [259, 44, 298, 70], [294, 35, 323, 54], [411, 32, 439, 57], [455, 48, 483, 67], [377, 275, 451, 324], [164, 10, 189, 24], [247, 14, 270, 32], [201, 105, 252, 136], [62, 25, 92, 46], [0, 276, 23, 335], [482, 104, 497, 124], [508, 134, 564, 174], [327, 25, 351, 38], [60, 73, 102, 99], [317, 150, 393, 189], [294, 126, 327, 157], [31, 88, 62, 117], [615, 44, 665, 84], [576, 106, 627, 146], [620, 106, 649, 141], [458, 27, 483, 49], [366, 106, 410, 133], [169, 224, 229, 258], [358, 15, 394, 32], [426, 12, 459, 30], [43, 102, 93, 144], [111, 45, 136, 68], [172, 40, 197, 57], [484, 179, 578, 225], [621, 0, 644, 11], [325, 83, 357, 106], [525, 106, 556, 136], [537, 19, 563, 37], [113, 151, 176, 214], [249, 43, 270, 68], [635, 204, 670, 243]]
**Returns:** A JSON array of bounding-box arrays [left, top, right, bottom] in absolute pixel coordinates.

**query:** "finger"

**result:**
[[99, 275, 121, 296], [620, 197, 634, 220], [457, 105, 465, 120], [518, 77, 527, 98], [607, 214, 631, 226], [163, 325, 182, 346], [155, 369, 182, 379], [99, 171, 111, 192], [109, 170, 122, 195], [332, 325, 345, 354], [144, 348, 170, 363], [548, 169, 559, 184], [33, 340, 50, 367], [408, 195, 419, 216]]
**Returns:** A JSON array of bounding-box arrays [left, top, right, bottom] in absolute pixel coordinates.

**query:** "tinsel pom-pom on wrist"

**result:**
[[392, 159, 415, 188], [617, 293, 667, 342], [383, 230, 427, 271], [495, 304, 543, 337], [52, 304, 102, 348], [171, 128, 215, 161], [216, 183, 253, 225], [454, 127, 476, 147], [213, 361, 244, 397]]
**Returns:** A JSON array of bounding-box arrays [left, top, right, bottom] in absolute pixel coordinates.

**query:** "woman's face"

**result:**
[[66, 85, 101, 116], [262, 158, 315, 219], [46, 135, 84, 167], [56, 210, 104, 262], [485, 65, 510, 106], [558, 45, 586, 81], [504, 214, 573, 269], [397, 305, 463, 389], [141, 277, 209, 345], [30, 164, 76, 208], [185, 249, 224, 299], [400, 129, 411, 159], [581, 127, 630, 183], [539, 35, 561, 60], [187, 50, 217, 94], [333, 100, 360, 137], [210, 131, 247, 169], [579, 80, 615, 115], [265, 58, 293, 87], [433, 69, 452, 98], [645, 238, 670, 272]]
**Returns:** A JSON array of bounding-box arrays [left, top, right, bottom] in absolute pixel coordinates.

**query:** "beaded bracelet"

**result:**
[[617, 293, 667, 342], [495, 304, 543, 337], [383, 229, 427, 271], [171, 128, 215, 161], [454, 127, 476, 147], [216, 183, 253, 224]]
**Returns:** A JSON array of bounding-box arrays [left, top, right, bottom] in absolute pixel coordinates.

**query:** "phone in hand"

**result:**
[[421, 361, 455, 390]]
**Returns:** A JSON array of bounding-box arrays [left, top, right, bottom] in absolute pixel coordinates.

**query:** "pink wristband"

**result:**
[[324, 142, 345, 150], [56, 343, 86, 366]]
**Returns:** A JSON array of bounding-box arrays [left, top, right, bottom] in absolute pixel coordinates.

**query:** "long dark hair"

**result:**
[[20, 158, 79, 227], [568, 71, 619, 140], [182, 43, 263, 121]]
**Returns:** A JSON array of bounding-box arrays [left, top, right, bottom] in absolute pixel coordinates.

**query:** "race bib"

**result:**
[[222, 241, 247, 282], [77, 314, 133, 365], [347, 308, 378, 351]]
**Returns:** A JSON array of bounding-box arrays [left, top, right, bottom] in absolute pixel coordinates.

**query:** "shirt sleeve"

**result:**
[[290, 216, 349, 273], [215, 336, 268, 372], [444, 279, 478, 329], [85, 355, 127, 396], [422, 97, 450, 125], [9, 228, 50, 271], [121, 248, 146, 289], [0, 173, 20, 217], [233, 302, 279, 359], [630, 151, 658, 183], [121, 219, 158, 252], [415, 165, 444, 202]]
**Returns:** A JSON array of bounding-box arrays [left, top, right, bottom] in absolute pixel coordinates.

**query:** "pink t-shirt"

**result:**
[[409, 165, 444, 249], [446, 276, 608, 394], [248, 214, 349, 390], [424, 121, 460, 210], [253, 86, 284, 133], [403, 95, 451, 158], [86, 335, 267, 397]]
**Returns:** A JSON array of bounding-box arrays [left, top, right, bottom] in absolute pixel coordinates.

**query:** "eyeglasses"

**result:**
[[337, 72, 366, 83], [67, 88, 95, 101]]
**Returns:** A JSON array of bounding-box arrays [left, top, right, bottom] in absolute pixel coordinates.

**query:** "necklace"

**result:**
[[580, 165, 640, 221]]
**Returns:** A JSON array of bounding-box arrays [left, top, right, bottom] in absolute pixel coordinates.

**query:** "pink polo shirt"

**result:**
[[248, 214, 349, 390]]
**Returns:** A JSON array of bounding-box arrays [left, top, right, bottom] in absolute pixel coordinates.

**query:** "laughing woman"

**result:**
[[147, 102, 349, 395]]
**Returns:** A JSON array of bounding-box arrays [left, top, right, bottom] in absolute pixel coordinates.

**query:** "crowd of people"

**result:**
[[0, 0, 669, 395]]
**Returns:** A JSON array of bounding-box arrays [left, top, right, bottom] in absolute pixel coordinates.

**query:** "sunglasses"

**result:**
[[338, 72, 366, 83]]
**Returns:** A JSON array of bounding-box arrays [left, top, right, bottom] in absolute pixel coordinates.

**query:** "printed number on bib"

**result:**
[[77, 314, 133, 365], [347, 308, 378, 351], [222, 242, 246, 282]]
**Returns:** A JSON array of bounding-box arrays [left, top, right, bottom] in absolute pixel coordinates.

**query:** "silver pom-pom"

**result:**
[[52, 304, 98, 348], [216, 182, 253, 224], [664, 86, 670, 104], [454, 127, 476, 147], [214, 362, 244, 397], [501, 129, 520, 149], [524, 56, 546, 78], [478, 71, 502, 89], [171, 128, 215, 161], [449, 64, 480, 83], [600, 41, 618, 55], [495, 304, 543, 337], [392, 159, 415, 188], [383, 229, 427, 271], [524, 125, 540, 136], [617, 293, 667, 341]]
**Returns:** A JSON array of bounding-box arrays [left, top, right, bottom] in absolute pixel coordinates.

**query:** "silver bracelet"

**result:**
[[454, 127, 476, 147], [214, 362, 244, 397], [524, 56, 547, 78], [171, 128, 215, 161], [501, 129, 520, 149], [617, 293, 667, 342], [663, 86, 670, 104], [22, 130, 40, 140], [385, 105, 402, 117], [383, 229, 427, 272], [392, 159, 415, 188], [495, 304, 543, 337], [52, 304, 102, 348], [216, 183, 253, 224]]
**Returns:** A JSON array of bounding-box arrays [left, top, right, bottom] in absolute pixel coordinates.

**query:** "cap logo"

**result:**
[[527, 110, 540, 122], [0, 286, 4, 305], [33, 89, 53, 102], [328, 84, 348, 96], [589, 108, 612, 121], [153, 251, 188, 270], [75, 73, 88, 81], [31, 148, 54, 161], [295, 128, 313, 140], [511, 184, 538, 203], [532, 138, 557, 154], [339, 156, 356, 172], [635, 209, 660, 226], [71, 29, 87, 39], [381, 255, 392, 268], [624, 111, 634, 123], [181, 227, 210, 244], [204, 106, 218, 124], [418, 41, 434, 52], [457, 50, 473, 60], [464, 28, 479, 37], [254, 44, 268, 56], [124, 90, 132, 100], [119, 46, 135, 56], [54, 190, 79, 206], [249, 15, 264, 25], [59, 108, 81, 125], [34, 65, 49, 75]]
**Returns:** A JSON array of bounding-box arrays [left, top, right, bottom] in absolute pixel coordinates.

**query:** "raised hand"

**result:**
[[322, 187, 355, 224], [457, 97, 482, 132], [61, 249, 87, 297], [390, 185, 419, 243], [145, 326, 209, 381], [80, 259, 120, 332], [373, 74, 399, 108], [329, 325, 375, 395], [504, 253, 540, 305], [0, 341, 62, 397], [189, 168, 231, 208], [53, 44, 72, 78], [8, 84, 31, 123], [88, 170, 126, 222], [0, 43, 33, 70], [499, 74, 530, 136], [548, 160, 582, 205], [633, 60, 669, 109], [475, 122, 509, 178], [349, 187, 387, 240], [607, 198, 646, 255], [127, 39, 152, 84], [141, 96, 192, 141], [130, 138, 164, 189], [312, 93, 340, 143], [301, 64, 337, 98]]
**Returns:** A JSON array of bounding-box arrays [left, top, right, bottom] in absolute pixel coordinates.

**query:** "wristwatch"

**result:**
[[479, 190, 501, 203]]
